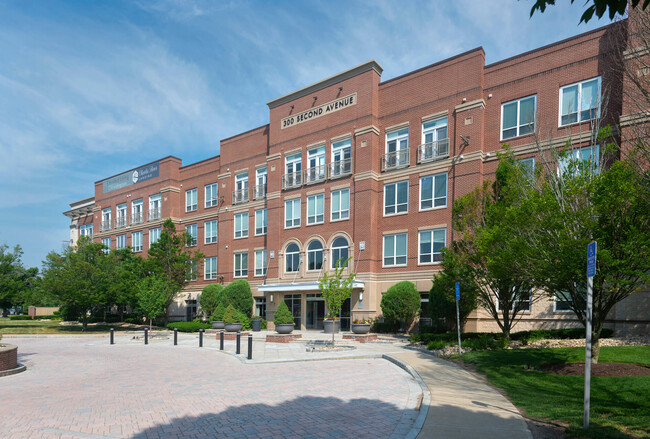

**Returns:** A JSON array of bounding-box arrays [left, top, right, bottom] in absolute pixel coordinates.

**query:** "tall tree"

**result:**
[[108, 248, 145, 321], [0, 244, 38, 315], [528, 0, 648, 23], [137, 276, 169, 331], [146, 219, 204, 324]]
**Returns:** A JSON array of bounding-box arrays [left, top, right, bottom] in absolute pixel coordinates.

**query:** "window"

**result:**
[[255, 250, 267, 277], [384, 181, 409, 215], [79, 224, 93, 237], [185, 188, 197, 212], [102, 237, 111, 254], [101, 208, 111, 231], [285, 243, 300, 273], [116, 203, 127, 228], [420, 173, 447, 210], [255, 209, 267, 235], [148, 194, 161, 221], [331, 237, 349, 268], [306, 146, 326, 183], [307, 194, 324, 225], [285, 198, 301, 228], [419, 117, 449, 162], [422, 116, 448, 144], [149, 228, 161, 247], [497, 290, 532, 312], [189, 262, 197, 281], [331, 188, 350, 221], [255, 167, 267, 199], [419, 228, 446, 264], [205, 183, 219, 208], [234, 212, 249, 238], [554, 291, 573, 312], [501, 95, 536, 140], [386, 128, 409, 153], [234, 252, 248, 277], [518, 157, 535, 181], [132, 231, 143, 252], [331, 138, 351, 176], [116, 234, 127, 250], [559, 145, 600, 176], [559, 77, 601, 126], [205, 220, 218, 244], [307, 241, 323, 271], [234, 173, 249, 204], [186, 224, 197, 246], [284, 153, 302, 188], [204, 257, 218, 280], [383, 233, 407, 266], [131, 199, 143, 224]]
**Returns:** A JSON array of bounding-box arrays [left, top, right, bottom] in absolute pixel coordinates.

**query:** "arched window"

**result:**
[[285, 243, 300, 272], [307, 240, 323, 271], [331, 237, 349, 268]]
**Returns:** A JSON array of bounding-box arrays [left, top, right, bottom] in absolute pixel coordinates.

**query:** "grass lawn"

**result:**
[[0, 317, 161, 334], [461, 346, 650, 438]]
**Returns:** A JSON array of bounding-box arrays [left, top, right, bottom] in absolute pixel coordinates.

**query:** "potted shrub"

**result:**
[[251, 316, 262, 332], [351, 318, 371, 334], [273, 302, 295, 334], [210, 303, 226, 329], [223, 305, 243, 332]]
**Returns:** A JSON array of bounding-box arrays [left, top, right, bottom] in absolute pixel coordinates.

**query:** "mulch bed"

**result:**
[[541, 362, 650, 377]]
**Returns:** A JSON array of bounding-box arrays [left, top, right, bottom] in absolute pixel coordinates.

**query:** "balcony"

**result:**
[[232, 187, 249, 205], [100, 221, 111, 232], [417, 138, 449, 164], [304, 165, 326, 185], [381, 149, 410, 171], [253, 184, 267, 200], [147, 208, 161, 222], [282, 171, 302, 190], [114, 216, 127, 229], [328, 158, 352, 179], [131, 212, 143, 226]]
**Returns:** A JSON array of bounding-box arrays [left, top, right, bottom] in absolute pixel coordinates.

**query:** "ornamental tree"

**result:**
[[137, 276, 169, 331], [318, 257, 355, 347]]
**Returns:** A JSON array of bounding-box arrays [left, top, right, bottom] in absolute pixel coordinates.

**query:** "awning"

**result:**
[[257, 281, 365, 293]]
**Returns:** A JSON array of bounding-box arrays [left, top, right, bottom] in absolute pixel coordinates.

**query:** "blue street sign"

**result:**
[[587, 241, 597, 278], [455, 282, 460, 301]]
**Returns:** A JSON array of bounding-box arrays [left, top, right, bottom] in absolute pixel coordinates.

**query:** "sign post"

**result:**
[[584, 241, 597, 430], [455, 282, 462, 357]]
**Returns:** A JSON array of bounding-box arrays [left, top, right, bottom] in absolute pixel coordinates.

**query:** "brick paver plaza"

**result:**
[[2, 337, 418, 439]]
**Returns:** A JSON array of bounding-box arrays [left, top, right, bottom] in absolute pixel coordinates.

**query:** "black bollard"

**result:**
[[144, 327, 148, 345], [247, 333, 252, 360], [174, 328, 178, 345], [220, 330, 224, 350], [110, 327, 114, 345], [199, 329, 203, 347], [236, 332, 241, 355]]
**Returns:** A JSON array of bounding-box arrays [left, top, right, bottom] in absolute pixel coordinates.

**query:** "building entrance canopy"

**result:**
[[257, 281, 364, 293]]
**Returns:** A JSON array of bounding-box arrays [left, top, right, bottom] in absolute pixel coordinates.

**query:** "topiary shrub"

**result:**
[[210, 303, 227, 322], [223, 305, 242, 324], [200, 284, 224, 318], [222, 280, 254, 317], [273, 302, 295, 325], [380, 281, 421, 334]]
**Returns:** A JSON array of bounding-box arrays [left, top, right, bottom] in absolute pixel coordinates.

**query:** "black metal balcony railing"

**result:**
[[100, 220, 111, 232], [114, 216, 127, 229], [232, 188, 249, 205], [253, 184, 266, 200], [328, 158, 352, 179], [417, 138, 450, 163], [282, 171, 302, 190], [130, 212, 143, 226], [147, 208, 161, 222], [381, 149, 410, 171], [305, 165, 326, 185]]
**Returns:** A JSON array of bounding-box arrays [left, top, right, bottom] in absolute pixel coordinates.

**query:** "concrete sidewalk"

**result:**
[[393, 351, 533, 439]]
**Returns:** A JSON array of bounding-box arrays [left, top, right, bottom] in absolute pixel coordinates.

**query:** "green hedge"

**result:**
[[9, 315, 33, 320], [167, 321, 211, 332]]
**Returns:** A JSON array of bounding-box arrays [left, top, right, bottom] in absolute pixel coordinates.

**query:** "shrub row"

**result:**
[[167, 321, 211, 332], [9, 315, 33, 320], [9, 315, 61, 320]]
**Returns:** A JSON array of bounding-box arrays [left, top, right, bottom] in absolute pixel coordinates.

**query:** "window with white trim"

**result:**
[[132, 231, 143, 252], [234, 252, 248, 277], [79, 224, 93, 237], [131, 199, 143, 224], [554, 291, 573, 312], [497, 290, 532, 312], [205, 183, 218, 208], [384, 181, 409, 215], [189, 262, 197, 281], [501, 95, 536, 140], [204, 257, 218, 280], [285, 198, 301, 228], [186, 188, 197, 212], [205, 220, 218, 244], [116, 203, 127, 227], [101, 208, 111, 230], [255, 250, 267, 277], [149, 228, 161, 247], [186, 224, 197, 246], [285, 243, 300, 273], [559, 77, 601, 126], [331, 138, 351, 176], [255, 209, 267, 235], [518, 157, 535, 181], [306, 146, 326, 183], [116, 234, 127, 250], [559, 145, 600, 176], [331, 189, 349, 221], [148, 194, 161, 221], [383, 233, 407, 266], [307, 194, 324, 225], [420, 173, 447, 210], [234, 212, 249, 238], [386, 128, 409, 153], [331, 237, 349, 268], [102, 237, 111, 254], [418, 228, 446, 264]]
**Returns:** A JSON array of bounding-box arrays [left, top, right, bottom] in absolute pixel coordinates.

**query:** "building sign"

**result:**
[[281, 93, 357, 129], [102, 162, 160, 193]]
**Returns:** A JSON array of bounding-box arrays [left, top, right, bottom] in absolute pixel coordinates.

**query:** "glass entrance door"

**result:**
[[284, 294, 301, 329], [340, 298, 351, 331], [306, 295, 325, 330]]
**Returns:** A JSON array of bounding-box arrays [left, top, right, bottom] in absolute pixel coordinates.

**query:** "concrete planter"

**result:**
[[212, 321, 225, 329], [351, 323, 371, 334], [252, 319, 262, 332], [275, 324, 295, 334], [224, 322, 242, 332], [323, 319, 340, 334]]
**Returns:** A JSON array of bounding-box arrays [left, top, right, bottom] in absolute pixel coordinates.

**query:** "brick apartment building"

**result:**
[[64, 17, 649, 335]]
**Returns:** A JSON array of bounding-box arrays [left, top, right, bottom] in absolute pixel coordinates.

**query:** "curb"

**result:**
[[0, 363, 27, 377]]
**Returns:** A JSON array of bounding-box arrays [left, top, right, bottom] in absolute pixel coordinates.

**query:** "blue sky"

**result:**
[[0, 0, 620, 269]]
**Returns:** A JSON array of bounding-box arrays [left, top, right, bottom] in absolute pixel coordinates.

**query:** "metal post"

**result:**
[[199, 329, 203, 347], [584, 275, 594, 429], [220, 330, 224, 350], [144, 327, 148, 345], [236, 332, 241, 354], [110, 327, 114, 345], [455, 300, 462, 357], [174, 328, 178, 345], [247, 334, 253, 360]]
